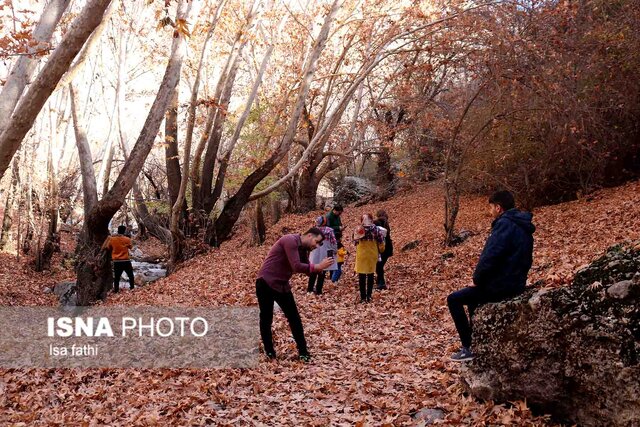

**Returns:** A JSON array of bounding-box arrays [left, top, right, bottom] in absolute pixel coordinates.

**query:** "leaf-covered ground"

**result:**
[[2, 180, 639, 425]]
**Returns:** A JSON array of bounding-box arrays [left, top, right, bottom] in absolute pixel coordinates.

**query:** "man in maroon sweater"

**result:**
[[257, 228, 333, 362]]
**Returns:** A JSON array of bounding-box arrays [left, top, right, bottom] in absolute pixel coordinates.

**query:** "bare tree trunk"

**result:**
[[443, 173, 460, 247], [164, 86, 183, 211], [0, 152, 21, 250], [75, 0, 193, 305], [35, 141, 60, 272], [251, 200, 266, 246], [169, 0, 228, 269], [199, 0, 261, 214], [271, 199, 281, 224], [294, 174, 321, 213], [182, 0, 227, 164], [22, 155, 35, 255], [191, 25, 248, 212], [70, 84, 99, 219], [97, 22, 134, 213], [293, 78, 364, 213], [377, 144, 394, 199], [20, 133, 40, 257], [100, 144, 115, 196], [443, 83, 486, 246], [374, 108, 404, 200], [0, 0, 70, 135], [97, 66, 121, 197], [0, 0, 114, 180], [15, 180, 23, 262], [36, 206, 59, 272]]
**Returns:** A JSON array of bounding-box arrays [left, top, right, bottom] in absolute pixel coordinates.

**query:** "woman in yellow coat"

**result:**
[[354, 213, 385, 302]]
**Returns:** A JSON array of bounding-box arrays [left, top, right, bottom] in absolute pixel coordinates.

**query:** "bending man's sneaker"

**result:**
[[299, 354, 312, 363], [450, 347, 474, 362]]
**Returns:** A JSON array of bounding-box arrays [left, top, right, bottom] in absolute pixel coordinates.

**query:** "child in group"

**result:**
[[308, 216, 338, 294], [331, 242, 348, 283]]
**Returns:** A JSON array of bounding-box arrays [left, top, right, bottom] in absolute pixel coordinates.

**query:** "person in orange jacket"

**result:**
[[102, 225, 135, 293]]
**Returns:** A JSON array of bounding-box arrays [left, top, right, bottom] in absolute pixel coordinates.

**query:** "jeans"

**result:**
[[447, 286, 521, 348], [256, 278, 308, 356], [358, 273, 374, 301], [376, 255, 389, 288], [307, 271, 326, 294], [113, 260, 134, 292], [331, 263, 343, 282]]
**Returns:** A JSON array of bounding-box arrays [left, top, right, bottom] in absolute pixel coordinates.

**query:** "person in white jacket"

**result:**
[[307, 216, 338, 294]]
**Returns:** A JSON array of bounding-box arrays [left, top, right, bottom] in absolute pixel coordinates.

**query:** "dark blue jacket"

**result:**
[[473, 209, 535, 294]]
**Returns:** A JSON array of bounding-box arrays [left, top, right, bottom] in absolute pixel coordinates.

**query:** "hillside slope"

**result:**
[[2, 180, 639, 425]]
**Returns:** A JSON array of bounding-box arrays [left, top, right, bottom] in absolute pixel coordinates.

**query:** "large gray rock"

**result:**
[[332, 176, 375, 205], [130, 261, 166, 283], [53, 281, 77, 308], [412, 408, 445, 425], [462, 242, 640, 426]]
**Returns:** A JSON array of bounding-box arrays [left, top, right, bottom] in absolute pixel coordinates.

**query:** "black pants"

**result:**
[[358, 273, 374, 301], [307, 271, 326, 294], [376, 255, 389, 288], [113, 261, 134, 292], [447, 286, 520, 348], [256, 278, 308, 356]]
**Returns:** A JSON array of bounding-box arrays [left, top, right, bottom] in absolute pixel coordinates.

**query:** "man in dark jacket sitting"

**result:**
[[447, 190, 535, 361]]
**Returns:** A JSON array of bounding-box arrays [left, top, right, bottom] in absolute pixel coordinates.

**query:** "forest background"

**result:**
[[0, 0, 638, 304]]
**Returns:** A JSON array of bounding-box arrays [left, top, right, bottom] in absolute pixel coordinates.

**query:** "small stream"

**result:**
[[126, 260, 167, 285], [52, 250, 167, 307]]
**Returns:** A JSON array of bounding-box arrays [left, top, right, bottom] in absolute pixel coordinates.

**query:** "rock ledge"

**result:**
[[462, 241, 640, 426]]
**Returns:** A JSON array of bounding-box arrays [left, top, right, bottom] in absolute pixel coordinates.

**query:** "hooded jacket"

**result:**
[[473, 208, 535, 294]]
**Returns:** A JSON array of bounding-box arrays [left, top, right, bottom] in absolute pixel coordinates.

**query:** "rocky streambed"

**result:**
[[51, 246, 167, 306]]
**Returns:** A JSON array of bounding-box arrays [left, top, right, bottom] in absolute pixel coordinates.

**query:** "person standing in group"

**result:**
[[447, 190, 535, 361], [308, 216, 338, 295], [331, 242, 348, 283], [256, 228, 333, 362], [325, 204, 345, 242], [353, 213, 385, 303], [374, 210, 393, 290], [102, 225, 135, 293]]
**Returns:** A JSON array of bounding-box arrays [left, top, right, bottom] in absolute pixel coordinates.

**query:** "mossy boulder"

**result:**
[[462, 241, 640, 426]]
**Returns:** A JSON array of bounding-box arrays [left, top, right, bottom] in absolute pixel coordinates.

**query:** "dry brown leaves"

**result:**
[[0, 229, 75, 306], [2, 180, 640, 425]]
